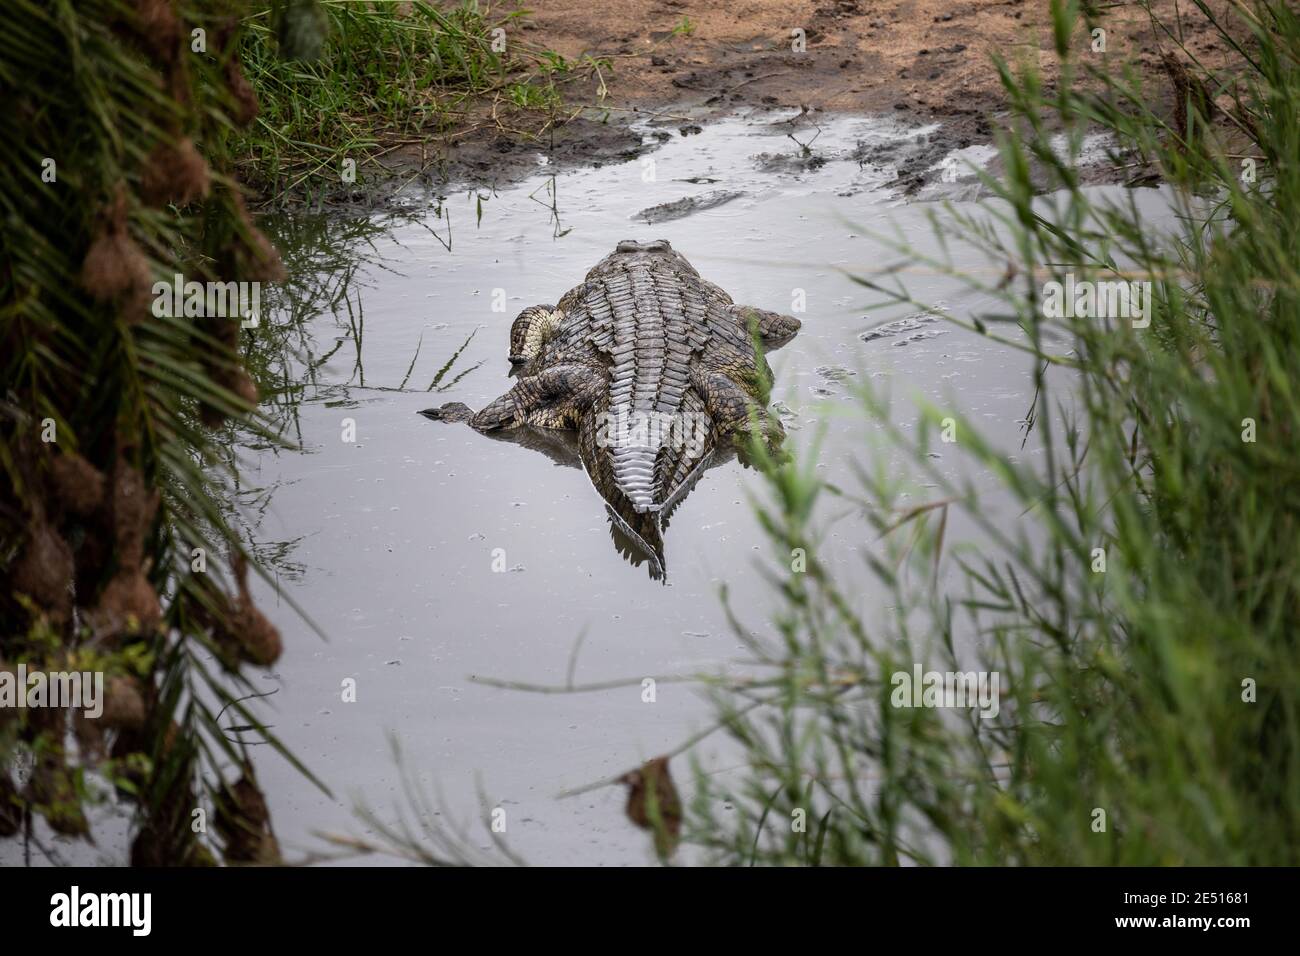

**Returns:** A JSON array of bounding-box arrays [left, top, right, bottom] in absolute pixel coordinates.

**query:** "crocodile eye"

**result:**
[[647, 239, 672, 252], [616, 240, 642, 253]]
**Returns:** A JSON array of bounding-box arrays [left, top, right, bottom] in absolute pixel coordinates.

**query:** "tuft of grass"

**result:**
[[236, 1, 577, 201], [671, 16, 696, 38]]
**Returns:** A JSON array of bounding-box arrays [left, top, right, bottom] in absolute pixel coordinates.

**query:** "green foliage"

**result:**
[[236, 1, 573, 199], [692, 0, 1300, 865], [1, 0, 314, 864], [507, 80, 561, 111]]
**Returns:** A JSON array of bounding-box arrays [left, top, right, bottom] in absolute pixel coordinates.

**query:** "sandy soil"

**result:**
[[519, 0, 1238, 118]]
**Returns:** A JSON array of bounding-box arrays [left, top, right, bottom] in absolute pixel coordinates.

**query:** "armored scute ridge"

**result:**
[[422, 239, 800, 578]]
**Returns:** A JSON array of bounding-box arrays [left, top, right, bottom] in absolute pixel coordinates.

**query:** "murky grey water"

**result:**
[[1, 114, 1180, 867], [240, 115, 1183, 866]]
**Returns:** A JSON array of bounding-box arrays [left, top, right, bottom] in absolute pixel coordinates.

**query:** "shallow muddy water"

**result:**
[[2, 114, 1180, 867], [243, 116, 1184, 866]]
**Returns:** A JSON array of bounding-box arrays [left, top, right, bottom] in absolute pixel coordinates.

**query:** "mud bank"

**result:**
[[330, 0, 1244, 207]]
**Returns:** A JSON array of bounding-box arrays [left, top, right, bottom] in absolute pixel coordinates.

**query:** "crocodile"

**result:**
[[421, 239, 800, 578]]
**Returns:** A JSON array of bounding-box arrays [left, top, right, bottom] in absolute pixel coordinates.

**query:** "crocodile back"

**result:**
[[550, 252, 744, 516]]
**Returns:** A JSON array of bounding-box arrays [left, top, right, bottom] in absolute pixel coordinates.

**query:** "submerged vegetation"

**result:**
[[686, 0, 1300, 865]]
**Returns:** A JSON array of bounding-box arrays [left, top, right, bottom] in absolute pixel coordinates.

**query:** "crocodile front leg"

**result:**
[[421, 363, 603, 432]]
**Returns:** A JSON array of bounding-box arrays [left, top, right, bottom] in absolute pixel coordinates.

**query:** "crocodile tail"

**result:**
[[579, 412, 668, 579], [604, 501, 666, 581]]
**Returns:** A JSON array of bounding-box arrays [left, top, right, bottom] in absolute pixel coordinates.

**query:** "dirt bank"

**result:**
[[522, 0, 1237, 115], [377, 0, 1247, 200]]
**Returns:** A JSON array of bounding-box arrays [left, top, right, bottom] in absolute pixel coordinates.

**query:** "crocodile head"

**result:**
[[588, 239, 700, 280]]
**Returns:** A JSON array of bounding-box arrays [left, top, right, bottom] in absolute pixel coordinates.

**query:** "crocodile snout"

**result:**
[[419, 402, 475, 423]]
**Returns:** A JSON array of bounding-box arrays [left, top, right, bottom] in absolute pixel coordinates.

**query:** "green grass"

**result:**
[[687, 0, 1300, 866], [236, 1, 580, 200]]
